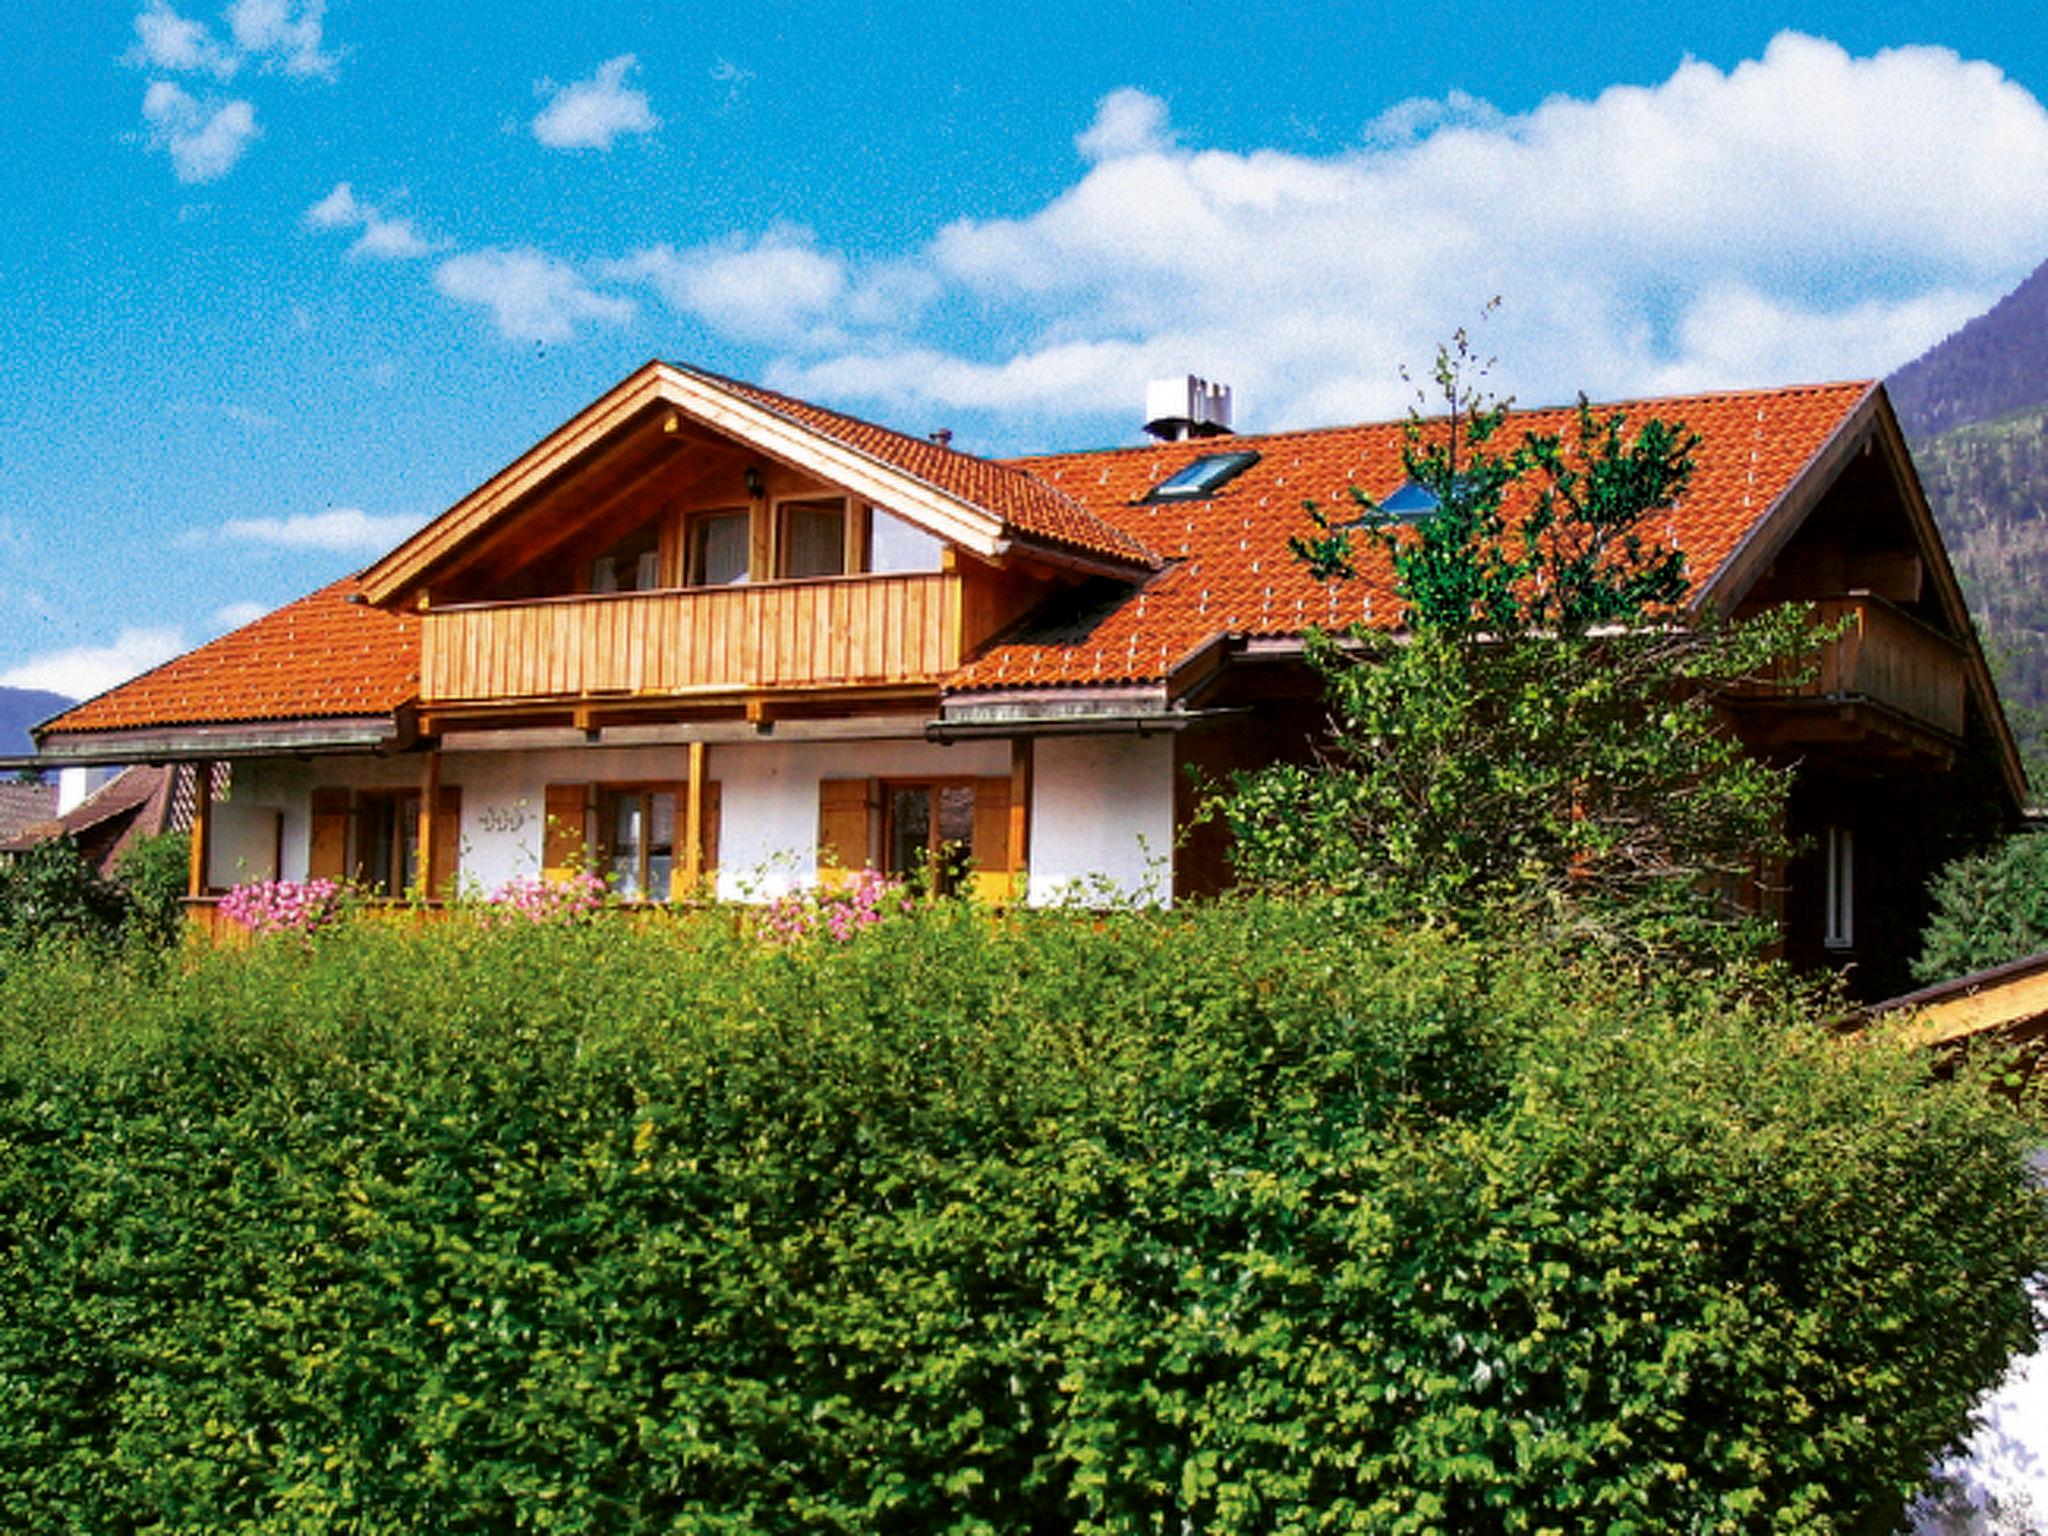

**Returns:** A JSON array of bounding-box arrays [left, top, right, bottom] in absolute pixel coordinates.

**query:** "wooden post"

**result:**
[[188, 759, 214, 898], [417, 750, 441, 899], [1008, 736, 1032, 886], [682, 740, 707, 893]]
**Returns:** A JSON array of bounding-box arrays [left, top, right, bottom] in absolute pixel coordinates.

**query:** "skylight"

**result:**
[[1375, 479, 1440, 517], [1143, 450, 1260, 503]]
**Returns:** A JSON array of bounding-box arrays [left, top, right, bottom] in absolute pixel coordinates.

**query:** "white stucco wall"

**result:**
[[232, 738, 1015, 899], [1027, 733, 1175, 907]]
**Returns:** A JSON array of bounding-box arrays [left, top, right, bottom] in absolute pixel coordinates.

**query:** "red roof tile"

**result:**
[[40, 378, 1872, 736], [950, 381, 1873, 690], [40, 580, 418, 736], [689, 366, 1160, 568]]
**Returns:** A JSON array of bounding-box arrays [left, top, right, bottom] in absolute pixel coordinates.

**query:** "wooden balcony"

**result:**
[[1730, 593, 1967, 755], [420, 573, 962, 707]]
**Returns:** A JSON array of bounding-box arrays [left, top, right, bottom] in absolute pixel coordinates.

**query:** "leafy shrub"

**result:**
[[1916, 832, 2048, 984], [112, 830, 190, 951], [0, 835, 132, 956], [481, 870, 611, 925], [0, 901, 2037, 1533], [761, 868, 912, 942]]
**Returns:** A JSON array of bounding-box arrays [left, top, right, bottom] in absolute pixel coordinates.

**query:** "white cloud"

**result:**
[[1, 629, 187, 701], [141, 81, 259, 183], [433, 248, 635, 342], [129, 1, 236, 77], [218, 507, 426, 553], [747, 35, 2048, 432], [211, 601, 271, 630], [1076, 87, 1175, 162], [224, 0, 335, 79], [606, 226, 848, 343], [303, 181, 440, 260], [532, 54, 658, 150]]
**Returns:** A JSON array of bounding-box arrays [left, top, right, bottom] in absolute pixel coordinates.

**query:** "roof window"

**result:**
[[1142, 450, 1260, 503], [1375, 479, 1441, 517]]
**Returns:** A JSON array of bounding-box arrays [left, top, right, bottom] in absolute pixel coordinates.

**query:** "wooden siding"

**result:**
[[1735, 594, 1966, 739], [420, 573, 963, 705]]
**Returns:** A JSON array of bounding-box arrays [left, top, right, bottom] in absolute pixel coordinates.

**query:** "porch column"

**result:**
[[187, 760, 214, 898], [1008, 737, 1032, 886], [682, 740, 707, 892], [417, 750, 441, 898]]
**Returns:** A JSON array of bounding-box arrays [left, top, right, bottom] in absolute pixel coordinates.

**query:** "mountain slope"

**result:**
[[1890, 258, 2048, 439], [0, 688, 72, 756]]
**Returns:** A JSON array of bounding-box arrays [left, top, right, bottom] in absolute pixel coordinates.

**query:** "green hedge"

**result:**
[[0, 901, 2038, 1533]]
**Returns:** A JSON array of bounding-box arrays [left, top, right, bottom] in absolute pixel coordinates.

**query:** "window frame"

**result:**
[[774, 494, 861, 581], [685, 507, 754, 588], [597, 783, 679, 902], [880, 776, 978, 895], [353, 788, 421, 898]]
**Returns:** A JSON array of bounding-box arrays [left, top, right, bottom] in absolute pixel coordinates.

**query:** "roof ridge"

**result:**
[[672, 362, 1160, 567], [1001, 380, 1879, 467]]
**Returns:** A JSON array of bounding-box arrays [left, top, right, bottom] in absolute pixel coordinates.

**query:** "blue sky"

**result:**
[[9, 1, 2048, 701]]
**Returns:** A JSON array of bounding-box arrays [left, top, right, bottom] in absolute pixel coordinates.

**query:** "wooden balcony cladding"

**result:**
[[1733, 593, 1966, 741], [420, 573, 962, 705]]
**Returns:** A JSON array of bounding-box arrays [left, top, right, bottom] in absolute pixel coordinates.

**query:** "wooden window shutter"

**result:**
[[817, 778, 874, 889], [971, 775, 1013, 904], [308, 788, 350, 882], [427, 786, 462, 899], [542, 782, 592, 882], [701, 781, 722, 874]]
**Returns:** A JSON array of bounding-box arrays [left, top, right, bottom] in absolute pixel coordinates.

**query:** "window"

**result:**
[[355, 790, 420, 897], [778, 498, 847, 579], [884, 781, 976, 895], [687, 510, 751, 587], [1142, 450, 1261, 503], [1376, 479, 1441, 518], [590, 518, 662, 593], [601, 786, 677, 900], [869, 507, 945, 573], [1823, 824, 1854, 950]]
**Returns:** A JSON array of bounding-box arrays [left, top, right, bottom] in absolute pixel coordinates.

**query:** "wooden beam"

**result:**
[[187, 760, 214, 898], [1008, 736, 1032, 880], [683, 740, 707, 892], [417, 750, 441, 897]]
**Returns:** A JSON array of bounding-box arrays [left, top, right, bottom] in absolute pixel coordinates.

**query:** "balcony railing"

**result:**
[[1732, 593, 1966, 740], [420, 573, 962, 706]]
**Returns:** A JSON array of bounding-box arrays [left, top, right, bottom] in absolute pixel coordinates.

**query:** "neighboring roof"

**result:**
[[0, 781, 57, 846], [40, 579, 417, 737], [693, 367, 1159, 568], [953, 381, 1875, 690], [0, 762, 202, 874], [1873, 949, 2048, 1049]]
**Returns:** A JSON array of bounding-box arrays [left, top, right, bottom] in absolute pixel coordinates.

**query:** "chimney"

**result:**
[[928, 428, 953, 448], [1144, 374, 1234, 442]]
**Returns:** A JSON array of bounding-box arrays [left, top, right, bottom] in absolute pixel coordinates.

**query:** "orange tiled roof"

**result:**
[[949, 381, 1874, 690], [691, 367, 1160, 568], [40, 579, 418, 736], [39, 379, 1872, 737]]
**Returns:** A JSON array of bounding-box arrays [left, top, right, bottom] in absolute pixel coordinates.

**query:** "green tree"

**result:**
[[1913, 831, 2048, 984], [1226, 329, 1815, 960]]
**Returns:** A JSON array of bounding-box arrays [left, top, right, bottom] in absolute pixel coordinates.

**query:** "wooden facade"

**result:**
[[421, 572, 965, 706], [1730, 593, 1967, 747]]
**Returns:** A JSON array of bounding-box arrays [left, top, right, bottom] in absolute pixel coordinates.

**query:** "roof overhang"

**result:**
[[9, 716, 402, 769], [1696, 383, 2030, 814], [359, 362, 1042, 606]]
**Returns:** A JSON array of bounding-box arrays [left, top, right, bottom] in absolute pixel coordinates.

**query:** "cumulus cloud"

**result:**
[[224, 0, 336, 79], [125, 0, 334, 181], [304, 182, 441, 260], [606, 226, 849, 343], [746, 34, 2048, 433], [211, 601, 272, 630], [129, 0, 236, 77], [1, 629, 187, 701], [433, 249, 635, 342], [532, 54, 659, 150], [218, 507, 427, 553], [141, 81, 259, 183]]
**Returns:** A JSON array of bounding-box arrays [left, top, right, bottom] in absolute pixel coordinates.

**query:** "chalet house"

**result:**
[[19, 362, 2026, 993]]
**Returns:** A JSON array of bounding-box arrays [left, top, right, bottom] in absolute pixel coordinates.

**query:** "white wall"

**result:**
[[1027, 733, 1175, 907]]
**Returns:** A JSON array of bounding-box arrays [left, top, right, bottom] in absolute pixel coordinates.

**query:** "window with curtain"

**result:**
[[590, 519, 663, 593], [602, 787, 677, 900], [779, 499, 847, 579], [688, 511, 751, 587]]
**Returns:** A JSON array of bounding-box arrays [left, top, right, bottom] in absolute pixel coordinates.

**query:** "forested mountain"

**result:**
[[1884, 258, 2048, 791], [0, 688, 71, 757], [1891, 258, 2048, 440]]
